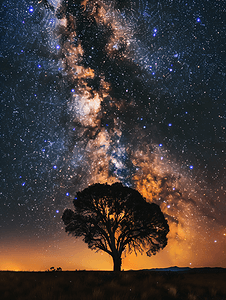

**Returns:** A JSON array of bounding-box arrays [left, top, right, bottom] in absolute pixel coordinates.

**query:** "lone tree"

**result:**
[[62, 183, 169, 271]]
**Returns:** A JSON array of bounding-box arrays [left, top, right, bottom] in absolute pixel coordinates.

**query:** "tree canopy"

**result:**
[[62, 183, 169, 271]]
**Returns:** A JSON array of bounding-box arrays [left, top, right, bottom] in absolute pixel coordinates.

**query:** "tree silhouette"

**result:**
[[62, 183, 169, 271]]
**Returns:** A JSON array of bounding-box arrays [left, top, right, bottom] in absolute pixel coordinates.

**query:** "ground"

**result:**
[[1, 268, 226, 300]]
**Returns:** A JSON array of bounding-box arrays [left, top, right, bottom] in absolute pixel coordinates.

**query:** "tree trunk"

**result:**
[[113, 254, 122, 272]]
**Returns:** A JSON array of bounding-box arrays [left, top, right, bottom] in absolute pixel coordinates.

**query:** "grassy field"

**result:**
[[0, 269, 226, 300]]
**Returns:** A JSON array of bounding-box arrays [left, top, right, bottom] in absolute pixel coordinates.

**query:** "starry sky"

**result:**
[[0, 0, 226, 271]]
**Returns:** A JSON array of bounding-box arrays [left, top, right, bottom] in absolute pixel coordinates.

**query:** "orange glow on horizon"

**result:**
[[1, 228, 226, 272]]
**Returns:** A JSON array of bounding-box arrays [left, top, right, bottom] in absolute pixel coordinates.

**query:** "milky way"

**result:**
[[0, 0, 225, 270]]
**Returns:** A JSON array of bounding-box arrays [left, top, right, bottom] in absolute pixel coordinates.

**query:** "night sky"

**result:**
[[1, 0, 225, 271]]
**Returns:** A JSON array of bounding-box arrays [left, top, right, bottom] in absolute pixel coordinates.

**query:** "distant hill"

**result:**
[[147, 266, 191, 272], [141, 266, 226, 274]]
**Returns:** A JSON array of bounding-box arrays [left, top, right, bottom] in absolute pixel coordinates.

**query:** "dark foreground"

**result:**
[[1, 268, 226, 300]]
